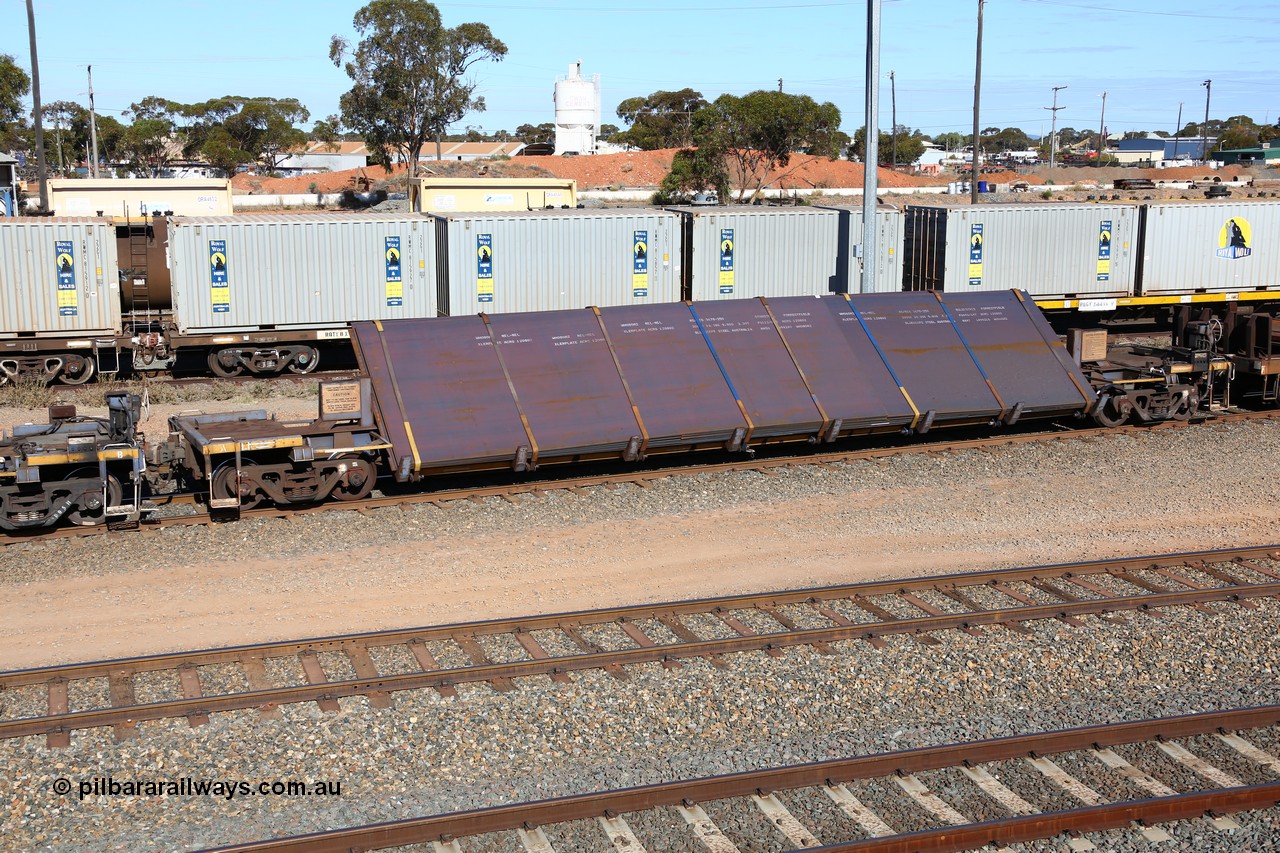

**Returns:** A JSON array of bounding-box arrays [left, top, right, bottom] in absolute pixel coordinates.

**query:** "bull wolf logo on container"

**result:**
[[1216, 218, 1252, 260]]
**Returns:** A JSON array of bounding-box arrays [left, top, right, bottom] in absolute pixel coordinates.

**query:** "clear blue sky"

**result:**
[[5, 0, 1279, 140]]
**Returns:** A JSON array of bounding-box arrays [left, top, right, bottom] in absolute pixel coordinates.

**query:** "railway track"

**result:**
[[4, 546, 1278, 749], [195, 704, 1280, 853], [6, 407, 1277, 545]]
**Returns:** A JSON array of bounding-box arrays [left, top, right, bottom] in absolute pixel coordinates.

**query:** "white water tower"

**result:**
[[554, 60, 600, 155]]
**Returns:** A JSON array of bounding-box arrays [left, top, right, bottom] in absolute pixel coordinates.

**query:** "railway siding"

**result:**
[[2, 568, 1279, 849]]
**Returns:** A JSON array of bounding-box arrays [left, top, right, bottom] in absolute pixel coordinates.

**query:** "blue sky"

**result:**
[[5, 0, 1279, 140]]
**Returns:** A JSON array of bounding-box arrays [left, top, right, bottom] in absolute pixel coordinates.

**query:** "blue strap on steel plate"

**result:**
[[932, 296, 993, 382], [842, 299, 908, 390], [685, 304, 745, 404]]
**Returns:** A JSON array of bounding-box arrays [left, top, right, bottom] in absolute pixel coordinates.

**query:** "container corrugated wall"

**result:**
[[433, 209, 682, 315], [902, 204, 1138, 299], [0, 218, 121, 337], [814, 205, 905, 293], [668, 206, 842, 301], [1138, 200, 1280, 296], [167, 215, 435, 334]]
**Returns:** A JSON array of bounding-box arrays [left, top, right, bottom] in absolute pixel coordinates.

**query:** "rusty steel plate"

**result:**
[[848, 293, 1003, 420], [767, 296, 918, 433], [484, 311, 643, 456], [353, 317, 529, 472], [940, 291, 1096, 415], [688, 301, 824, 437], [596, 303, 747, 448]]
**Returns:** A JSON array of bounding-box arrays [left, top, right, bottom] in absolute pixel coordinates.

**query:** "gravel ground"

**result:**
[[3, 595, 1278, 851], [4, 407, 1280, 850]]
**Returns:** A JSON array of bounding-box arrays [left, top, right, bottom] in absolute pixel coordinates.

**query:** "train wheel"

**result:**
[[331, 457, 376, 501], [58, 354, 97, 386], [208, 351, 246, 378], [211, 460, 264, 510], [287, 347, 320, 375], [64, 470, 123, 527], [1092, 391, 1130, 428]]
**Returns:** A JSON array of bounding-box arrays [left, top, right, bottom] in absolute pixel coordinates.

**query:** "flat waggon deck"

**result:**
[[353, 291, 1096, 479]]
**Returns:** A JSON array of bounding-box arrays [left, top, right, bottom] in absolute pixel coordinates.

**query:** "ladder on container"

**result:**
[[122, 202, 152, 320]]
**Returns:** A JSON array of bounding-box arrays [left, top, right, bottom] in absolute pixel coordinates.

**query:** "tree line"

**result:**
[[4, 0, 1279, 197]]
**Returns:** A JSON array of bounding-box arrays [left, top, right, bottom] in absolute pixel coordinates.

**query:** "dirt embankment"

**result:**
[[232, 148, 1272, 197]]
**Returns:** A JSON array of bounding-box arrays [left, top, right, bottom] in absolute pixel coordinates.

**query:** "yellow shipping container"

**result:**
[[410, 177, 577, 213], [48, 178, 233, 219]]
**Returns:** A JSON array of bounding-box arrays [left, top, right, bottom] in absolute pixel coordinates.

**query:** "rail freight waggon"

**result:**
[[5, 289, 1278, 532], [3, 199, 1280, 386]]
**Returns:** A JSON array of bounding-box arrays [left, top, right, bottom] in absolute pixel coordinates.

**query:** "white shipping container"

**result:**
[[1138, 200, 1280, 296], [902, 203, 1139, 299], [167, 215, 435, 334], [668, 206, 843, 302], [0, 218, 122, 337], [433, 208, 683, 315]]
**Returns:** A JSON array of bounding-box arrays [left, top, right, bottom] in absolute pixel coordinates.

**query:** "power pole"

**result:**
[[1045, 85, 1067, 169], [1096, 91, 1107, 164], [777, 78, 783, 92], [862, 0, 881, 292], [26, 0, 49, 211], [971, 0, 984, 204], [1201, 79, 1212, 163], [88, 65, 100, 178], [1172, 102, 1183, 161], [890, 70, 897, 168]]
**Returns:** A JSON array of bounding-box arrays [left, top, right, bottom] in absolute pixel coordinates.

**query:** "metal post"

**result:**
[[1172, 102, 1183, 161], [88, 65, 100, 179], [890, 70, 897, 168], [1046, 85, 1067, 170], [26, 0, 48, 212], [1097, 91, 1107, 164], [1201, 79, 1212, 163], [970, 0, 984, 204], [861, 0, 881, 292]]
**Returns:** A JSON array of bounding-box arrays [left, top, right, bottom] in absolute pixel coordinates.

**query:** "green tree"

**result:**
[[691, 90, 844, 203], [329, 0, 507, 182], [40, 100, 90, 174], [0, 54, 32, 152], [850, 125, 926, 166], [95, 114, 127, 168], [311, 115, 344, 152], [615, 89, 708, 150], [985, 126, 1032, 153], [599, 123, 620, 141], [657, 147, 730, 203], [516, 122, 555, 144], [179, 96, 309, 176], [119, 97, 181, 177], [932, 131, 967, 152], [1218, 126, 1259, 151]]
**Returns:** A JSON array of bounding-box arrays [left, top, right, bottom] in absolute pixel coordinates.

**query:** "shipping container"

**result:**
[[666, 206, 842, 301], [814, 204, 906, 293], [0, 218, 121, 337], [49, 178, 233, 218], [411, 177, 577, 213], [902, 203, 1139, 300], [432, 208, 682, 316], [167, 215, 434, 335], [1137, 200, 1280, 296]]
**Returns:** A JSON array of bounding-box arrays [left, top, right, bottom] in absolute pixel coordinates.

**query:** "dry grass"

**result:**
[[1, 376, 319, 412]]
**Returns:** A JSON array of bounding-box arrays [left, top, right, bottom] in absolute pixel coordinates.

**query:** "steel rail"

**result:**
[[4, 544, 1277, 686], [7, 408, 1278, 544], [195, 705, 1280, 852], [4, 551, 1278, 742]]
